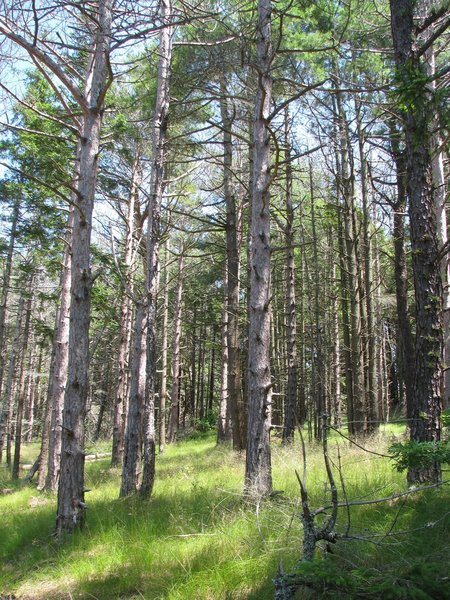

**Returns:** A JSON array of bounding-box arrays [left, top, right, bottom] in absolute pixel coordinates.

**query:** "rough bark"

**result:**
[[390, 0, 443, 484], [111, 157, 139, 467], [218, 258, 232, 443], [44, 207, 73, 492], [12, 278, 33, 479], [167, 252, 184, 443], [245, 0, 273, 497], [219, 81, 245, 450], [159, 244, 169, 453], [0, 294, 25, 463], [140, 0, 173, 497], [389, 123, 415, 417], [310, 162, 326, 440], [56, 0, 113, 535], [120, 301, 146, 496], [0, 197, 20, 399], [330, 259, 341, 426], [282, 109, 297, 444], [335, 86, 365, 435], [423, 23, 449, 410], [356, 104, 378, 429]]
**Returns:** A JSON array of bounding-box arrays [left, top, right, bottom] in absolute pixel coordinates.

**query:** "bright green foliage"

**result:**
[[389, 440, 450, 473], [392, 62, 430, 113], [441, 409, 450, 429]]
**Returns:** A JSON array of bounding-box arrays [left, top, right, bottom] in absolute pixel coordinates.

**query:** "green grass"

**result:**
[[1, 430, 449, 599]]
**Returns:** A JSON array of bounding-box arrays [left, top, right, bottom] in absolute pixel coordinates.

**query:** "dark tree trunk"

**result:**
[[390, 0, 443, 484], [389, 122, 415, 418]]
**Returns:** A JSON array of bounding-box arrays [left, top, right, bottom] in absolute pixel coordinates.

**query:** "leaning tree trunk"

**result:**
[[56, 0, 113, 535], [390, 0, 443, 484], [245, 0, 273, 497]]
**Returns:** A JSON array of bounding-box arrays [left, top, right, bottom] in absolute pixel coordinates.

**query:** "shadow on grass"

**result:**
[[3, 435, 448, 600], [0, 443, 247, 599]]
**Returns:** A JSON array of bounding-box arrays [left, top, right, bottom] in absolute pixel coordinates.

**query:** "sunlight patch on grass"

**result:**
[[2, 428, 449, 599]]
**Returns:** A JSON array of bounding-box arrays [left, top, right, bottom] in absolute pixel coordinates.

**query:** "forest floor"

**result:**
[[0, 427, 449, 599]]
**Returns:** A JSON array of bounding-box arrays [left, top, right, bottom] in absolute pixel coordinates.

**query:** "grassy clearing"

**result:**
[[1, 429, 449, 599]]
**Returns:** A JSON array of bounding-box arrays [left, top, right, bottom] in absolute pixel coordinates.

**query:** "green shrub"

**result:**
[[388, 440, 450, 473]]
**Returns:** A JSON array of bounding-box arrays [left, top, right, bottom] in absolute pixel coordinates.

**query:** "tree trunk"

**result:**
[[282, 108, 297, 444], [219, 82, 246, 450], [356, 103, 378, 429], [12, 277, 33, 479], [426, 41, 449, 410], [189, 304, 197, 420], [120, 301, 146, 496], [310, 162, 326, 439], [24, 338, 39, 443], [0, 197, 20, 398], [159, 244, 170, 453], [141, 0, 173, 497], [335, 86, 365, 435], [330, 258, 341, 426], [245, 0, 273, 497], [0, 294, 25, 464], [390, 0, 443, 484], [207, 327, 216, 417], [56, 0, 113, 535], [167, 252, 184, 443], [45, 207, 73, 492], [111, 156, 140, 467], [389, 121, 415, 418], [218, 258, 232, 442]]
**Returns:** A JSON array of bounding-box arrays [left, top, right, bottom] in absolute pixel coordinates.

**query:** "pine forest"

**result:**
[[0, 0, 449, 598]]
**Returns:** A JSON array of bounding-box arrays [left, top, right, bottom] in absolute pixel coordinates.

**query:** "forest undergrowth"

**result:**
[[1, 427, 449, 600]]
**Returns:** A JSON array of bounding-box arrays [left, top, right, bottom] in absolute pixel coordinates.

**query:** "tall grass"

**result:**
[[1, 429, 448, 599]]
